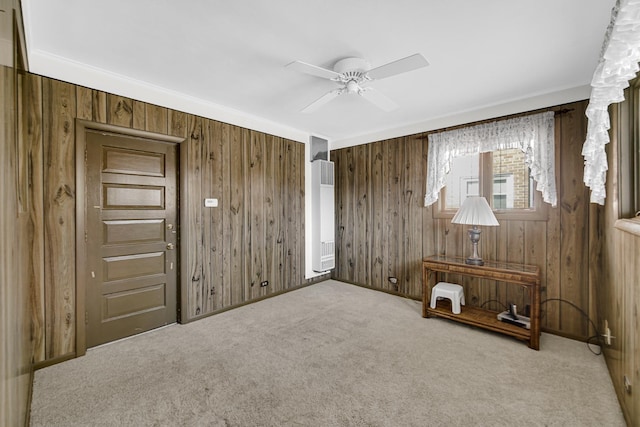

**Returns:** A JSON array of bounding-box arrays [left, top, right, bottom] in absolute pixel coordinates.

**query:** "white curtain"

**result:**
[[583, 0, 640, 205], [424, 111, 556, 207]]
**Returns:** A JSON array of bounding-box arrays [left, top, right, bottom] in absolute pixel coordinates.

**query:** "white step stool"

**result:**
[[430, 282, 465, 314]]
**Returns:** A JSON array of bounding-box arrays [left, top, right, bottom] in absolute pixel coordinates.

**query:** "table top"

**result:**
[[423, 255, 540, 275]]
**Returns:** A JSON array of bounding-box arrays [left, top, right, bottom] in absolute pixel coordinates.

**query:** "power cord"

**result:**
[[480, 297, 603, 355], [540, 298, 602, 355], [480, 299, 508, 311]]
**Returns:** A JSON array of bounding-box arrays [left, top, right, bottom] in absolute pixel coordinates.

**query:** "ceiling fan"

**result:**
[[287, 53, 429, 113]]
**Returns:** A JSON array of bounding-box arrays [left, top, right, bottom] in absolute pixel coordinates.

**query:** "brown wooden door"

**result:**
[[85, 130, 178, 348]]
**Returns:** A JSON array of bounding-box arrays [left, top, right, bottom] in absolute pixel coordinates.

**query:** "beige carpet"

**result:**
[[30, 280, 625, 426]]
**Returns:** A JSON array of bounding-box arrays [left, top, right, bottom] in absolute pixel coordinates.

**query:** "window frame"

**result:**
[[433, 151, 548, 221]]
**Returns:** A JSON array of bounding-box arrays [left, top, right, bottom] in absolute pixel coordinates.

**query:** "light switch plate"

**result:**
[[204, 198, 218, 208]]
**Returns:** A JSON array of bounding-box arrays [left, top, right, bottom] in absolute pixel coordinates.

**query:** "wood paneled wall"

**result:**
[[1, 2, 33, 424], [332, 101, 600, 340], [20, 73, 322, 364], [183, 117, 310, 320], [598, 105, 640, 426]]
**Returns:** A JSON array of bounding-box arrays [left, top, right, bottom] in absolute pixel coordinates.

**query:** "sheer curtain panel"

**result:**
[[583, 0, 640, 205], [425, 111, 556, 207]]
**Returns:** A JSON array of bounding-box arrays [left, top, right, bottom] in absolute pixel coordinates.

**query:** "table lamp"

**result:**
[[451, 196, 499, 266]]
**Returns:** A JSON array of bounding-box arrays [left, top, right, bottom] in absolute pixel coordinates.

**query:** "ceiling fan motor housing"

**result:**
[[333, 57, 370, 74], [333, 57, 370, 90]]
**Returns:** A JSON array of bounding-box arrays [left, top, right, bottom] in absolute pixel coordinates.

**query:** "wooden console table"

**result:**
[[422, 255, 541, 350]]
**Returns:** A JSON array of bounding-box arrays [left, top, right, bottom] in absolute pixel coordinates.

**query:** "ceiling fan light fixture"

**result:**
[[346, 80, 360, 94]]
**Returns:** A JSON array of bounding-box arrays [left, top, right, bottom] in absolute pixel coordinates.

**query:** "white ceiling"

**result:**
[[21, 0, 614, 148]]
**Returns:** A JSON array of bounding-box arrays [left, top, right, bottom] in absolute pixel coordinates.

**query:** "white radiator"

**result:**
[[311, 160, 335, 272]]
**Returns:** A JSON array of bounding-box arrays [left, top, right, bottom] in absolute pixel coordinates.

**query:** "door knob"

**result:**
[[166, 243, 175, 250]]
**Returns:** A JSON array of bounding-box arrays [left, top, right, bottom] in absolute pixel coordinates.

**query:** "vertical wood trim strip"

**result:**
[[73, 86, 91, 356], [187, 116, 203, 318], [281, 139, 291, 290], [24, 74, 46, 363], [406, 135, 424, 297], [201, 119, 213, 313], [179, 123, 191, 323], [249, 131, 265, 298], [242, 128, 252, 301], [220, 122, 232, 306], [297, 140, 306, 283], [92, 91, 107, 124], [229, 126, 245, 305], [544, 114, 562, 331], [264, 134, 278, 294], [210, 120, 224, 310], [352, 144, 366, 284], [145, 104, 168, 134], [43, 79, 77, 358], [559, 105, 589, 336], [370, 141, 384, 289], [75, 86, 92, 121], [132, 100, 145, 130], [168, 110, 188, 139]]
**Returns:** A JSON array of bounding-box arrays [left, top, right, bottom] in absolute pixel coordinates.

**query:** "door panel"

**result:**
[[103, 147, 166, 176], [102, 252, 165, 281], [103, 219, 166, 245], [85, 130, 178, 348], [103, 184, 165, 209], [102, 283, 166, 320]]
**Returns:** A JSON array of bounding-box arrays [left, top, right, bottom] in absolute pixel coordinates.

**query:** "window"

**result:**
[[616, 76, 640, 218], [493, 194, 507, 209], [425, 111, 555, 220], [444, 154, 479, 210], [436, 147, 546, 220], [492, 148, 533, 210]]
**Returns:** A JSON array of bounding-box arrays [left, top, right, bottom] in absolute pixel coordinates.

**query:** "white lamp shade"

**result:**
[[451, 196, 499, 226]]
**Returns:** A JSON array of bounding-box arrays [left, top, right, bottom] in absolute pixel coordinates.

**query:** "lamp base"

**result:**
[[465, 226, 484, 266], [465, 257, 484, 266]]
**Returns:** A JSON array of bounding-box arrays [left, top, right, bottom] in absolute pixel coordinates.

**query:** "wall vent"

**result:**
[[311, 160, 335, 273], [320, 160, 334, 185]]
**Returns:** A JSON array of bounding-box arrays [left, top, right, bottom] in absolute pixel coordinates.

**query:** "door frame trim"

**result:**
[[75, 119, 187, 356]]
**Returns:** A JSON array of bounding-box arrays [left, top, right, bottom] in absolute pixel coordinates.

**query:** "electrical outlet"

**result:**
[[602, 320, 615, 346], [624, 375, 632, 394], [260, 280, 269, 287]]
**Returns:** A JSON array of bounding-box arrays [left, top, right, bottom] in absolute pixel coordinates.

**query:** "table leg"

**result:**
[[529, 282, 541, 350], [423, 268, 435, 318], [422, 265, 429, 317]]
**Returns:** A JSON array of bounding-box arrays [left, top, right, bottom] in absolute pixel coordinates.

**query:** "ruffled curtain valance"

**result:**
[[425, 111, 556, 207], [583, 0, 640, 205]]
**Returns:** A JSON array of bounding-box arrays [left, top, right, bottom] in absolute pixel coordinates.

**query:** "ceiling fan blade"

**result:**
[[360, 88, 398, 112], [367, 53, 429, 80], [302, 89, 342, 113], [286, 60, 341, 80]]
